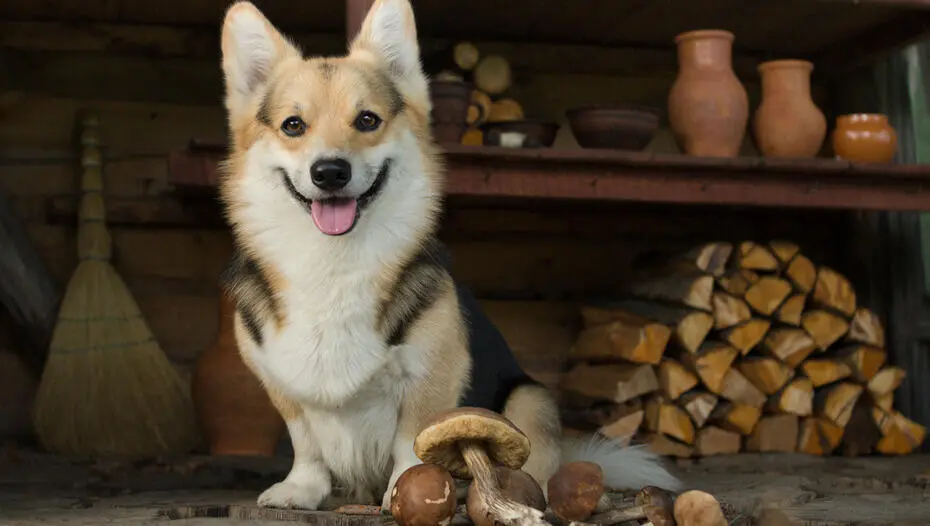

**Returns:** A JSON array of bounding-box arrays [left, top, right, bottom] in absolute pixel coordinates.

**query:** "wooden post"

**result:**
[[346, 0, 376, 41]]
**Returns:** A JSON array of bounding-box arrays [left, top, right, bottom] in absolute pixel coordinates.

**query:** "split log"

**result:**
[[838, 401, 881, 456], [658, 358, 699, 400], [746, 414, 799, 453], [812, 267, 857, 317], [560, 363, 659, 404], [847, 307, 885, 348], [597, 402, 645, 441], [644, 434, 694, 458], [802, 310, 850, 350], [717, 269, 759, 296], [867, 366, 906, 398], [629, 271, 715, 312], [766, 377, 813, 416], [695, 426, 742, 456], [743, 276, 793, 316], [678, 391, 718, 428], [814, 382, 863, 428], [720, 368, 767, 408], [682, 242, 734, 277], [679, 342, 738, 394], [737, 357, 794, 395], [761, 328, 817, 368], [768, 240, 800, 265], [712, 292, 752, 330], [569, 315, 670, 365], [710, 402, 761, 435], [786, 254, 817, 293], [873, 409, 927, 455], [473, 54, 511, 95], [797, 417, 844, 456], [720, 319, 770, 356], [835, 344, 886, 382], [801, 359, 852, 387], [775, 293, 807, 327], [874, 392, 894, 412], [581, 301, 713, 355], [737, 241, 779, 271], [644, 397, 695, 444]]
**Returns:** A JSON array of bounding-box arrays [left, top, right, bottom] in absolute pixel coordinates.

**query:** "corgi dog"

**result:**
[[217, 0, 681, 512]]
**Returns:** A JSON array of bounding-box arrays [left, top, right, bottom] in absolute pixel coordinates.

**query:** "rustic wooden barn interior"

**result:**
[[3, 0, 930, 524]]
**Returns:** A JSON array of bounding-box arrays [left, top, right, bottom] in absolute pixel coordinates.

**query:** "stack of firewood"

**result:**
[[560, 241, 926, 458]]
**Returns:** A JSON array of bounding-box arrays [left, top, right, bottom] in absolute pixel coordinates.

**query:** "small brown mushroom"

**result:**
[[466, 466, 546, 526], [673, 490, 726, 526], [390, 463, 457, 526], [636, 486, 676, 526], [546, 461, 611, 522], [413, 407, 548, 525]]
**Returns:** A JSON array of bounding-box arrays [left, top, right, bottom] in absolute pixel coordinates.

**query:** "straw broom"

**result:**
[[32, 111, 199, 456]]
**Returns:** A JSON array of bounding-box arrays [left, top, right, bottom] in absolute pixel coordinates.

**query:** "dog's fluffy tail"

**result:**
[[560, 434, 683, 492]]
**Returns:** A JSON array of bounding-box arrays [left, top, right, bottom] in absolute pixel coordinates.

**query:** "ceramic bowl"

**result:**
[[566, 106, 660, 150], [482, 119, 560, 148]]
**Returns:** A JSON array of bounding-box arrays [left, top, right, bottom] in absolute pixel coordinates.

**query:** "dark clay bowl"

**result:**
[[566, 106, 660, 150], [481, 119, 560, 148]]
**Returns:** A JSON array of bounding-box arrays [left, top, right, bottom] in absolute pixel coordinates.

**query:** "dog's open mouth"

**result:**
[[310, 198, 359, 236]]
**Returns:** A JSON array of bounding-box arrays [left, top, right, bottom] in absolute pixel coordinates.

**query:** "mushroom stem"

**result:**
[[459, 440, 550, 526], [570, 506, 647, 526]]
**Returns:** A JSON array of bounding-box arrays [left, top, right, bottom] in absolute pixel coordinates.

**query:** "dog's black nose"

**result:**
[[310, 158, 352, 191]]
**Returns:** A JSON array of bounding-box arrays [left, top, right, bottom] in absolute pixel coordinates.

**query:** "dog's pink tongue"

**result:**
[[310, 199, 358, 235]]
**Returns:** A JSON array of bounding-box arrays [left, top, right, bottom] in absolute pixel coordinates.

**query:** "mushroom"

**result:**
[[389, 463, 457, 526], [673, 490, 727, 526], [413, 407, 549, 526], [546, 461, 612, 522], [635, 486, 676, 526], [466, 466, 546, 526]]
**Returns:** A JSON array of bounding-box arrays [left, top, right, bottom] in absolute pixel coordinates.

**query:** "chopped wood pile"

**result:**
[[560, 241, 926, 458]]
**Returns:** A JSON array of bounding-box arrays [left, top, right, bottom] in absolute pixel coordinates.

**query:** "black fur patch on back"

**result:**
[[379, 238, 451, 346], [220, 248, 280, 347]]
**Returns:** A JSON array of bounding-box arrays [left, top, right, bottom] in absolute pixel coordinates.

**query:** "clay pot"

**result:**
[[832, 113, 898, 163], [191, 293, 284, 456], [429, 80, 472, 144], [566, 105, 660, 150], [753, 60, 826, 158], [668, 30, 748, 157]]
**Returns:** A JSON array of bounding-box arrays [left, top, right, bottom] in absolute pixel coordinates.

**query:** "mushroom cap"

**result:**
[[673, 490, 727, 526], [413, 407, 531, 478], [546, 461, 605, 521], [466, 467, 546, 526], [390, 464, 458, 526]]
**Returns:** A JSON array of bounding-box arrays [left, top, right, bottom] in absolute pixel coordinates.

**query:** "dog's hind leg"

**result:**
[[501, 383, 563, 494]]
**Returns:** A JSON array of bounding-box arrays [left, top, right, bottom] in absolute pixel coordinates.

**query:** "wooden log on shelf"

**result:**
[[775, 293, 807, 327], [695, 425, 742, 456], [683, 242, 734, 277], [678, 390, 718, 428], [569, 314, 671, 365], [629, 268, 715, 312], [873, 409, 927, 455], [835, 344, 886, 383], [814, 381, 863, 428], [560, 363, 658, 404], [710, 401, 761, 435], [737, 241, 780, 272], [712, 292, 752, 330], [766, 377, 813, 416], [644, 434, 694, 458], [581, 301, 713, 355], [679, 342, 738, 394], [743, 276, 793, 316], [867, 366, 906, 398], [801, 358, 852, 387], [839, 400, 881, 456], [874, 392, 894, 412], [720, 319, 770, 356], [802, 310, 850, 351], [797, 416, 845, 456], [746, 414, 799, 453], [847, 307, 886, 348], [737, 357, 795, 396], [720, 368, 767, 408], [761, 327, 818, 368], [812, 266, 857, 317], [596, 400, 645, 441], [658, 358, 699, 401], [768, 240, 801, 266], [717, 269, 759, 296], [786, 254, 817, 293], [644, 396, 695, 445]]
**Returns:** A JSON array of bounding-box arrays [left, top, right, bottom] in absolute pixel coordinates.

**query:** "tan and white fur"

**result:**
[[218, 0, 681, 512]]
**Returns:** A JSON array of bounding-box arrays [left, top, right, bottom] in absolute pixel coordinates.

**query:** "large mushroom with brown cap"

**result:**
[[466, 466, 547, 526], [413, 407, 550, 526], [546, 461, 611, 522]]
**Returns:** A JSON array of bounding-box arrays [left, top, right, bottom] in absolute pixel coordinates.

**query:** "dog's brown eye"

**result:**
[[281, 116, 306, 137], [353, 111, 382, 132]]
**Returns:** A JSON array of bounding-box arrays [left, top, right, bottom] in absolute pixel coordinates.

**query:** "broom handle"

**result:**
[[76, 111, 112, 262]]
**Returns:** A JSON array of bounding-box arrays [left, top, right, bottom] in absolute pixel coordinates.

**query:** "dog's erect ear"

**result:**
[[221, 1, 300, 115], [349, 0, 426, 96]]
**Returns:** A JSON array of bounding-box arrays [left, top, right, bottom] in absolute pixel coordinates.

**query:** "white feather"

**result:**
[[561, 435, 684, 492]]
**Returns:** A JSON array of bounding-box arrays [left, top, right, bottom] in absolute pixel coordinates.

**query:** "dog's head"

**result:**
[[220, 0, 438, 239]]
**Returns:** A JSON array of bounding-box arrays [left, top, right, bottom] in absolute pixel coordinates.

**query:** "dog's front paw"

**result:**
[[257, 481, 327, 510]]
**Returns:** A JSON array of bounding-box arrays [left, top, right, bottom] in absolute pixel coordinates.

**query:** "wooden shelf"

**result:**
[[168, 142, 930, 212]]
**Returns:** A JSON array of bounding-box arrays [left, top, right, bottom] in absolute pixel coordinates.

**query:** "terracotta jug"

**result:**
[[753, 60, 826, 158], [668, 30, 748, 157], [191, 292, 284, 456], [832, 113, 897, 163]]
